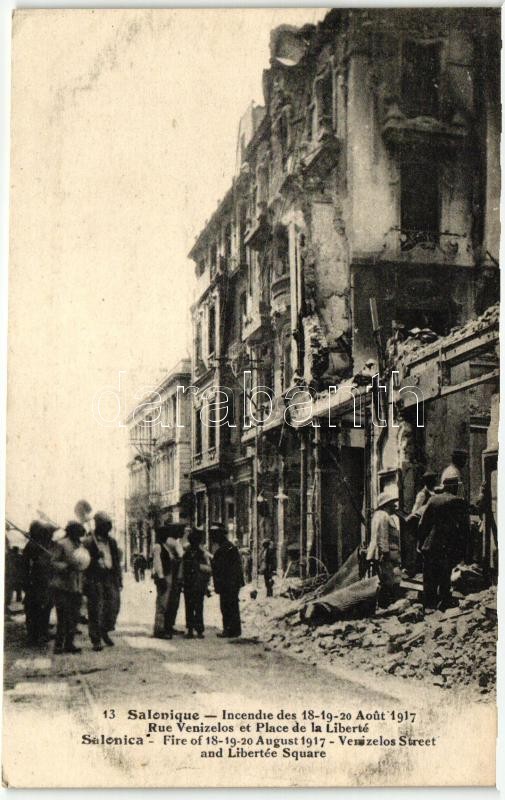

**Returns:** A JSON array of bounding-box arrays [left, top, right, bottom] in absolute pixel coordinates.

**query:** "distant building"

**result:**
[[126, 358, 192, 562]]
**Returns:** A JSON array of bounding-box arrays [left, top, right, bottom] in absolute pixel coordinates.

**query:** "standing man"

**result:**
[[23, 521, 57, 645], [164, 523, 185, 637], [259, 539, 276, 597], [366, 492, 401, 608], [441, 449, 467, 497], [83, 512, 122, 651], [418, 476, 469, 612], [182, 528, 212, 638], [50, 521, 86, 654], [412, 471, 437, 516], [211, 523, 244, 638], [138, 553, 147, 581], [133, 553, 140, 582], [152, 526, 173, 638]]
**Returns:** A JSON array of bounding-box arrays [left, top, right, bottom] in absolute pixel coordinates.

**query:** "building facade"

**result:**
[[126, 359, 192, 562], [188, 8, 500, 580]]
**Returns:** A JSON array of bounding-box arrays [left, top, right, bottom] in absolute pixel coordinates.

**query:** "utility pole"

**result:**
[[252, 419, 259, 578], [299, 431, 307, 578]]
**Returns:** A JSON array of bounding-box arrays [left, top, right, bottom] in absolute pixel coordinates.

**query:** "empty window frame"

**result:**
[[315, 66, 334, 133], [195, 318, 203, 363], [194, 408, 203, 454], [208, 304, 216, 356], [400, 155, 440, 248], [401, 39, 441, 119]]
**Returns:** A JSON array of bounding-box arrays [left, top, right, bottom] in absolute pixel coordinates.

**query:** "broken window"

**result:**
[[273, 225, 290, 277], [210, 243, 218, 277], [195, 409, 203, 454], [195, 491, 206, 527], [315, 67, 334, 133], [195, 318, 203, 364], [277, 108, 291, 167], [224, 222, 232, 258], [282, 327, 292, 390], [400, 155, 439, 248], [239, 291, 247, 339], [239, 205, 247, 264], [208, 304, 216, 356], [401, 39, 440, 119], [208, 403, 216, 450]]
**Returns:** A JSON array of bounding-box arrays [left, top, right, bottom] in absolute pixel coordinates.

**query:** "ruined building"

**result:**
[[188, 8, 500, 580]]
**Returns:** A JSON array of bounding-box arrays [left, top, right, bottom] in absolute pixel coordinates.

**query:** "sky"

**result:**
[[7, 8, 327, 531]]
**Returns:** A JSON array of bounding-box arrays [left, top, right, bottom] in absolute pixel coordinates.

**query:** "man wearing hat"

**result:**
[[164, 523, 185, 637], [367, 491, 401, 608], [50, 521, 86, 654], [417, 476, 469, 611], [211, 523, 244, 637], [23, 521, 58, 645], [152, 524, 184, 638], [441, 449, 467, 498], [83, 512, 122, 651], [412, 471, 437, 516]]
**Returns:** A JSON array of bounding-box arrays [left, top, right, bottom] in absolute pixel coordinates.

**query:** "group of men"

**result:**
[[151, 522, 245, 640], [21, 509, 122, 654], [368, 449, 471, 613]]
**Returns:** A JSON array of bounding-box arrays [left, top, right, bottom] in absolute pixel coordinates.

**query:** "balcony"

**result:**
[[191, 445, 232, 478], [381, 103, 467, 151], [301, 131, 341, 179], [379, 227, 474, 267], [242, 301, 270, 343], [244, 204, 270, 250]]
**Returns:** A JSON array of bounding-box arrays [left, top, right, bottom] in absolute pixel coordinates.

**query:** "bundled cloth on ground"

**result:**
[[302, 559, 379, 625]]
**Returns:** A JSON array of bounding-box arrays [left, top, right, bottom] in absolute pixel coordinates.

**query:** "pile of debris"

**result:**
[[241, 585, 497, 697], [396, 301, 500, 364]]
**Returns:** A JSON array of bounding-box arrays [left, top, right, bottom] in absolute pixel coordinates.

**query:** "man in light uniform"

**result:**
[[367, 491, 401, 608]]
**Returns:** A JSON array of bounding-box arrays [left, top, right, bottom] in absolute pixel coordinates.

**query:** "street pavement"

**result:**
[[2, 574, 495, 788]]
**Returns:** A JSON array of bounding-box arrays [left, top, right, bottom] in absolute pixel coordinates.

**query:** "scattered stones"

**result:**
[[241, 584, 496, 696]]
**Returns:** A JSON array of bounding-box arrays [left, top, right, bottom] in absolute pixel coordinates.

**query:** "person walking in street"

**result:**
[[133, 553, 140, 582], [83, 512, 122, 651], [137, 553, 147, 581], [164, 523, 185, 637], [22, 521, 58, 645], [211, 523, 244, 638], [50, 521, 87, 654], [152, 527, 173, 638], [417, 475, 469, 612], [259, 538, 276, 597], [152, 524, 184, 638], [366, 492, 401, 609], [10, 547, 24, 603], [182, 528, 212, 639]]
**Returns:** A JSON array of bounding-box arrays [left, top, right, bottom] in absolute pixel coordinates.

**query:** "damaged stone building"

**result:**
[[188, 8, 500, 580]]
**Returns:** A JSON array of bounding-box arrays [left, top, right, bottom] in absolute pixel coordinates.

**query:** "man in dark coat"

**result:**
[[83, 512, 122, 651], [50, 521, 86, 654], [182, 528, 212, 638], [211, 524, 244, 638], [22, 521, 57, 645], [259, 539, 276, 597], [417, 476, 469, 611]]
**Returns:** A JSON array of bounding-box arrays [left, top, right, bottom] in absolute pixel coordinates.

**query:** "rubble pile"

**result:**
[[397, 302, 499, 364], [241, 586, 497, 697]]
